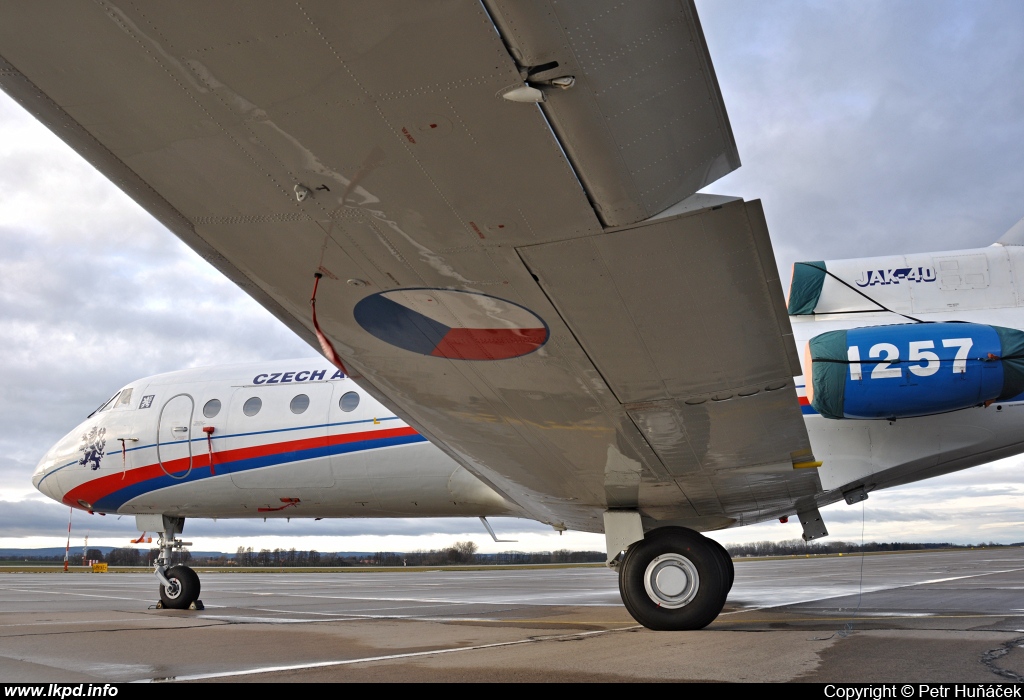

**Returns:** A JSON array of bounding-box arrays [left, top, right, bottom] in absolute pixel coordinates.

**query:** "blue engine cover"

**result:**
[[806, 322, 1022, 419]]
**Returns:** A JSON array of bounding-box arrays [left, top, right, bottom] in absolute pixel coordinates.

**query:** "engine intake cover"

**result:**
[[806, 322, 1024, 419]]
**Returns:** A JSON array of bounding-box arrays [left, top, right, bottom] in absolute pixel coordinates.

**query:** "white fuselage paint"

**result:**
[[32, 360, 519, 520]]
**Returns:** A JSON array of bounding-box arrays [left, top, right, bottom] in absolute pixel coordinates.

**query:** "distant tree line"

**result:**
[[1, 541, 1017, 565], [721, 540, 1005, 557]]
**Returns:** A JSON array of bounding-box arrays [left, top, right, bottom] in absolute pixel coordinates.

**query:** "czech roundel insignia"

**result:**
[[354, 289, 548, 360]]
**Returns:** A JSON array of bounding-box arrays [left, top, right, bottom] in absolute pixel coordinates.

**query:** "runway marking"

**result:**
[[0, 618, 156, 628], [144, 626, 641, 682], [0, 587, 153, 603], [230, 592, 619, 606], [722, 566, 1024, 614], [712, 613, 1024, 625]]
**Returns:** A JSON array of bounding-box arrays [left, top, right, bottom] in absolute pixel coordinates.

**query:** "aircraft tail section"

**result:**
[[787, 245, 1024, 317], [995, 215, 1024, 247]]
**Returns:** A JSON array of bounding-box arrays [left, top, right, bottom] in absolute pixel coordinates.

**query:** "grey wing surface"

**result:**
[[0, 1, 818, 531]]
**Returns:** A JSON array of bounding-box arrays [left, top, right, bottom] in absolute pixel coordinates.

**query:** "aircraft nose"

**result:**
[[33, 445, 66, 504]]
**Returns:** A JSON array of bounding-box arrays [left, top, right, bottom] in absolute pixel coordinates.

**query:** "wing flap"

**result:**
[[519, 200, 800, 403], [519, 200, 814, 482]]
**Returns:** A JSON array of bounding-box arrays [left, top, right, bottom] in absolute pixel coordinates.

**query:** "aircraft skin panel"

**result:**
[[484, 0, 740, 226], [519, 200, 801, 403]]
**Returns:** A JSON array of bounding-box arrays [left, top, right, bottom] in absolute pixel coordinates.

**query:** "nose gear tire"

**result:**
[[159, 565, 201, 609], [618, 527, 727, 631]]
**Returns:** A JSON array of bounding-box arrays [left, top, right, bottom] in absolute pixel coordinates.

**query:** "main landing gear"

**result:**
[[616, 526, 733, 631], [138, 515, 203, 610]]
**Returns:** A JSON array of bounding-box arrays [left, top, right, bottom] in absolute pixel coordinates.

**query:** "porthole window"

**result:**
[[339, 391, 360, 412], [243, 397, 262, 416], [203, 399, 221, 418], [290, 394, 309, 414]]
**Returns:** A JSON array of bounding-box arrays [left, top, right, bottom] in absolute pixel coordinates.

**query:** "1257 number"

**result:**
[[847, 338, 973, 380]]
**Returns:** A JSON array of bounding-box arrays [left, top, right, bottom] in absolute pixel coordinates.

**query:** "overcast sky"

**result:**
[[2, 1, 1024, 554]]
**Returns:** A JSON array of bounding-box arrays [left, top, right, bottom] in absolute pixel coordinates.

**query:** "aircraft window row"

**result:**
[[198, 391, 361, 419]]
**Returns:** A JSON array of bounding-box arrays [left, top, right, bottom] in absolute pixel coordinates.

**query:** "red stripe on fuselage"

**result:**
[[63, 426, 418, 509]]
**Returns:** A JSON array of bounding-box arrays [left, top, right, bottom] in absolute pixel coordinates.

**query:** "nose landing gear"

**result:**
[[158, 563, 201, 609], [137, 515, 203, 610]]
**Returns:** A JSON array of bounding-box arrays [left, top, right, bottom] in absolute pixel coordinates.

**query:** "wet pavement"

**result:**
[[1, 548, 1022, 682]]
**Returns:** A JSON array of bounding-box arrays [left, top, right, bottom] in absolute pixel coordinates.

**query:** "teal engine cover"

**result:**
[[805, 323, 1024, 419]]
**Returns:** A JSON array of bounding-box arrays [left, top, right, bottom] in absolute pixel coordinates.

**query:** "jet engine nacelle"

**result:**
[[805, 322, 1024, 419]]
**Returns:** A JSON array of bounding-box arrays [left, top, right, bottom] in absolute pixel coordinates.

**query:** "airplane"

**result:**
[[6, 1, 1024, 630]]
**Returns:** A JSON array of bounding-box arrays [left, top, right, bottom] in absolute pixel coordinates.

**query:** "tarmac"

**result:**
[[1, 547, 1023, 682]]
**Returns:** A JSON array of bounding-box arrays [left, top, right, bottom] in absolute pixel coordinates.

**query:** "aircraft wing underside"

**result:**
[[0, 1, 820, 531]]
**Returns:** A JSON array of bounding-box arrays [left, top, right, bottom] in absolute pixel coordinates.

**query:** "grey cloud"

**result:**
[[0, 217, 313, 491], [697, 0, 1024, 276]]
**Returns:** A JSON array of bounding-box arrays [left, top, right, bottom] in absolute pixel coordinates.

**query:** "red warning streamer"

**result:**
[[63, 506, 72, 572], [311, 273, 350, 377], [203, 426, 216, 475]]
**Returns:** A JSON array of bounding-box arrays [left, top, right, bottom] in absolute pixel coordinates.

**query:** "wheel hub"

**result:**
[[163, 578, 181, 599], [644, 553, 699, 608]]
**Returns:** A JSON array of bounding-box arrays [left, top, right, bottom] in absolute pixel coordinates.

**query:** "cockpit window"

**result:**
[[89, 391, 121, 417], [116, 388, 133, 408], [100, 392, 120, 412]]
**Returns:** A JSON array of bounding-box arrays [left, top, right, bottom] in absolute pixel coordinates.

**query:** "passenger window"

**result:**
[[203, 399, 221, 418], [243, 397, 262, 416], [290, 394, 309, 414], [339, 391, 360, 412]]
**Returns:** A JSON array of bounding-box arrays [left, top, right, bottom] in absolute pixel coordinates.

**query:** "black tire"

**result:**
[[159, 565, 200, 609], [705, 536, 735, 592], [618, 527, 727, 631]]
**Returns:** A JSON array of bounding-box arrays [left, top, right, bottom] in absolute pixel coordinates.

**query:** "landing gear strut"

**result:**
[[617, 527, 731, 631], [138, 515, 203, 610]]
